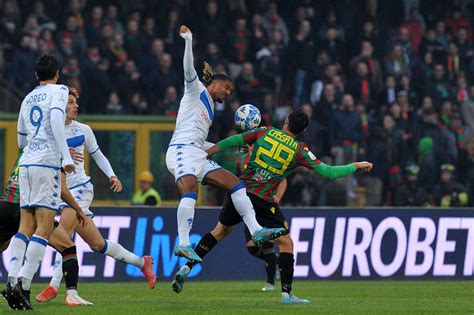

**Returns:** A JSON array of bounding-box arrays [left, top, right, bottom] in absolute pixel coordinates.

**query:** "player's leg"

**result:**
[[276, 234, 309, 304], [36, 222, 93, 305], [244, 226, 277, 291], [1, 202, 24, 310], [73, 211, 156, 288], [13, 207, 56, 310], [203, 169, 286, 244], [174, 175, 201, 261], [172, 197, 240, 293]]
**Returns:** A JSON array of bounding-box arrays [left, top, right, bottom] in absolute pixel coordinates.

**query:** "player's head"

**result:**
[[66, 87, 79, 120], [35, 54, 59, 82], [138, 170, 154, 190], [202, 61, 233, 102], [284, 108, 309, 136]]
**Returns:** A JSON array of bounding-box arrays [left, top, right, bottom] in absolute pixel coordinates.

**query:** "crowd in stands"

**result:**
[[2, 0, 474, 206]]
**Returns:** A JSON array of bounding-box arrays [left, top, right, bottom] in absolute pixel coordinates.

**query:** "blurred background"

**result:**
[[1, 0, 474, 207]]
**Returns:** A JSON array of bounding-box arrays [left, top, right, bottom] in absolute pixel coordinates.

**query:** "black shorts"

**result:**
[[0, 201, 20, 244], [219, 193, 289, 234]]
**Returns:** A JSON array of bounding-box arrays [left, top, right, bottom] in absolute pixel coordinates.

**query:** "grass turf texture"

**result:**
[[1, 281, 473, 314]]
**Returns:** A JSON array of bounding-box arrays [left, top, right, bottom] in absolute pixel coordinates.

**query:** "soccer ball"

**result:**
[[234, 104, 261, 130]]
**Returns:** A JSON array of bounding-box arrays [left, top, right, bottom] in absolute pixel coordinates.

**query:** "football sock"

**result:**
[[61, 246, 78, 290], [185, 233, 217, 269], [279, 252, 294, 294], [7, 233, 29, 286], [264, 253, 277, 285], [229, 183, 262, 234], [177, 193, 197, 246], [20, 234, 48, 291], [100, 239, 144, 268], [50, 252, 63, 290]]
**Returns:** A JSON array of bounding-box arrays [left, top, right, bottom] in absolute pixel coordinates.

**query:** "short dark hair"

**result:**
[[35, 55, 59, 81], [287, 108, 309, 135]]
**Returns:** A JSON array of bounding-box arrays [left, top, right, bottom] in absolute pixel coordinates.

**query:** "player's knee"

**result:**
[[262, 241, 275, 254], [211, 225, 232, 241], [277, 235, 293, 252], [247, 245, 261, 257], [90, 239, 106, 252]]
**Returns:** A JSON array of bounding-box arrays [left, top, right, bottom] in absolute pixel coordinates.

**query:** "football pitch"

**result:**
[[1, 280, 473, 314]]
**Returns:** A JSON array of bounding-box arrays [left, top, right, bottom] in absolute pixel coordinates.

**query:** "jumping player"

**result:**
[[166, 25, 286, 262], [36, 88, 156, 303], [172, 109, 373, 304], [1, 154, 92, 309]]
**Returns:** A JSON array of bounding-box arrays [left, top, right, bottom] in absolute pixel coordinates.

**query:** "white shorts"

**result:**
[[166, 144, 221, 182], [19, 166, 61, 212], [60, 181, 94, 216]]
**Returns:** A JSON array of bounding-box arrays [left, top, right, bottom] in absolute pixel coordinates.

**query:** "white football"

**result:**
[[234, 104, 261, 130]]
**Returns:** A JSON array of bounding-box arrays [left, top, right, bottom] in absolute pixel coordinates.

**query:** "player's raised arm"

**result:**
[[180, 25, 198, 86], [297, 144, 373, 180], [206, 127, 268, 157]]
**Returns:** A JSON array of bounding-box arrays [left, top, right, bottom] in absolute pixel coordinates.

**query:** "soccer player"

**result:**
[[172, 109, 373, 304], [166, 25, 286, 262], [239, 144, 287, 291], [1, 154, 92, 309], [4, 54, 87, 310], [36, 88, 156, 303]]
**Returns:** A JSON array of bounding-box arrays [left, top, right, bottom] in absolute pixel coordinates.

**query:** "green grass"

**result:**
[[1, 281, 474, 314]]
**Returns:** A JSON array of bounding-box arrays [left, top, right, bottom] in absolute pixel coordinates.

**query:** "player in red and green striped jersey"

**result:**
[[1, 153, 92, 309], [172, 108, 373, 304]]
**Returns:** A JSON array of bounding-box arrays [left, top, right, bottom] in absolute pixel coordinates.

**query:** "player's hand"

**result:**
[[179, 25, 192, 40], [110, 176, 122, 192], [64, 164, 76, 174], [75, 210, 87, 227], [354, 161, 373, 172], [205, 145, 220, 159], [273, 195, 282, 204], [69, 148, 84, 164]]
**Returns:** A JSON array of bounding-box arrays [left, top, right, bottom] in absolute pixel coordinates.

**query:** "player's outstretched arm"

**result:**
[[207, 127, 268, 157], [180, 25, 198, 83]]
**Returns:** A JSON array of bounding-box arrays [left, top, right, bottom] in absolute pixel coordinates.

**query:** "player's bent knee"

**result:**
[[247, 245, 261, 257], [90, 239, 106, 252]]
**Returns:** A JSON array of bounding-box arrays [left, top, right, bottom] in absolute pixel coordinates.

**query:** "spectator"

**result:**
[[116, 59, 143, 106], [104, 4, 124, 36], [461, 84, 474, 132], [459, 139, 474, 206], [85, 5, 103, 45], [157, 86, 179, 117], [256, 42, 282, 93], [235, 62, 260, 104], [349, 40, 383, 92], [419, 28, 445, 61], [350, 61, 375, 106], [393, 164, 428, 206], [198, 1, 225, 48], [288, 19, 315, 105], [106, 91, 126, 114], [377, 75, 397, 114], [10, 33, 36, 93], [444, 8, 472, 40], [226, 18, 251, 77], [400, 8, 425, 54], [425, 64, 451, 105], [132, 171, 162, 206], [431, 163, 469, 207], [384, 44, 410, 79], [299, 103, 318, 152], [261, 2, 289, 45], [58, 15, 87, 57]]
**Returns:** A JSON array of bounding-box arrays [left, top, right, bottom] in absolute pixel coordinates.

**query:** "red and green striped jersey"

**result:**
[[217, 127, 356, 202], [2, 153, 21, 204]]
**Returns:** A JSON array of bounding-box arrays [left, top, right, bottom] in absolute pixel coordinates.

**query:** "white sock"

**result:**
[[50, 252, 63, 290], [177, 194, 197, 246], [102, 240, 144, 268], [7, 233, 29, 286], [19, 234, 48, 291], [230, 184, 263, 235]]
